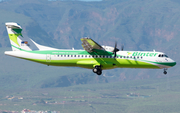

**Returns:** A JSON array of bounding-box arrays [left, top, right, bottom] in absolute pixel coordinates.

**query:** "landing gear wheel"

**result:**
[[93, 68, 98, 73], [92, 66, 102, 75], [163, 68, 167, 75], [163, 71, 167, 75], [96, 70, 102, 75]]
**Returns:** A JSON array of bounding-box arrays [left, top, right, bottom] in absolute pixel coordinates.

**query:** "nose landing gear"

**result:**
[[163, 68, 167, 75], [93, 66, 102, 75]]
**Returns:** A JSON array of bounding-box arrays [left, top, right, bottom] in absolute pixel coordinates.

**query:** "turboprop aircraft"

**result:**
[[4, 22, 176, 75]]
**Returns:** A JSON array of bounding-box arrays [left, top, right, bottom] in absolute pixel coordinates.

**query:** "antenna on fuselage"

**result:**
[[121, 44, 124, 51]]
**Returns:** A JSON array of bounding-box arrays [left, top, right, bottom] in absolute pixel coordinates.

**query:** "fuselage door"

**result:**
[[46, 54, 51, 62]]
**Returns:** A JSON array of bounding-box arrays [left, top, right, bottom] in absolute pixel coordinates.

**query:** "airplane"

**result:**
[[4, 22, 176, 75]]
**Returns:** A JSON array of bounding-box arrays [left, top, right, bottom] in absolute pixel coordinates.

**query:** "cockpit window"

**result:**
[[158, 54, 168, 58], [164, 55, 168, 58]]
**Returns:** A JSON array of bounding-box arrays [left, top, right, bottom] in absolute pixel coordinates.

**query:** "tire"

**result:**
[[96, 70, 102, 75], [163, 71, 167, 75], [93, 68, 98, 73], [93, 65, 102, 75]]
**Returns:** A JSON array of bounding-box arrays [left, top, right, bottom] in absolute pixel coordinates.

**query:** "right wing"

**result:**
[[81, 38, 104, 52]]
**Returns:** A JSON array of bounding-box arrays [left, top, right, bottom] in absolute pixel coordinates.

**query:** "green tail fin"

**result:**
[[5, 22, 38, 51]]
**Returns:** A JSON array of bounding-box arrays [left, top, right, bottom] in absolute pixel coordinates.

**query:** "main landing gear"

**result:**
[[163, 68, 167, 75], [93, 66, 102, 75]]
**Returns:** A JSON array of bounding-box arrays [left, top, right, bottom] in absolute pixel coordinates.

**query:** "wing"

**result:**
[[81, 38, 104, 52]]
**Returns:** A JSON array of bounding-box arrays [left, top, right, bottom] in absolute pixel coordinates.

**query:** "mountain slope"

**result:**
[[0, 0, 179, 84]]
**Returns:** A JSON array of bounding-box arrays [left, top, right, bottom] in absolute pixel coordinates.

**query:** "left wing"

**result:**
[[81, 38, 104, 52]]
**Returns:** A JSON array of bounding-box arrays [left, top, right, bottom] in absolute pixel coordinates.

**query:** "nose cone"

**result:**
[[169, 59, 176, 67], [171, 61, 176, 67]]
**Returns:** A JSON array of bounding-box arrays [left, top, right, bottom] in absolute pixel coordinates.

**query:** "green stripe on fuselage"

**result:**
[[153, 62, 176, 67], [10, 45, 169, 69], [17, 56, 160, 70], [11, 45, 113, 55]]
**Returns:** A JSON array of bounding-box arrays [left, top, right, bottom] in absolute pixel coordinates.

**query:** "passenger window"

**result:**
[[124, 56, 126, 58], [127, 56, 129, 58], [120, 56, 122, 58], [137, 56, 139, 59]]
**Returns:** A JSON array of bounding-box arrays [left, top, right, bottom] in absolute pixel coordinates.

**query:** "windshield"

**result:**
[[158, 54, 168, 58]]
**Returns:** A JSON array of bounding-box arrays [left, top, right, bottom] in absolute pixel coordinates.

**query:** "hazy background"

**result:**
[[0, 0, 179, 112]]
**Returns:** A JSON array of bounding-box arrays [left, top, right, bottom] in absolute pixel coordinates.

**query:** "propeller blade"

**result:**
[[115, 41, 117, 49], [121, 44, 124, 51], [114, 41, 117, 59]]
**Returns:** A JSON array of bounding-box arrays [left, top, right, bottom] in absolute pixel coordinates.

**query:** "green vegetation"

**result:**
[[0, 74, 180, 113], [0, 48, 180, 112]]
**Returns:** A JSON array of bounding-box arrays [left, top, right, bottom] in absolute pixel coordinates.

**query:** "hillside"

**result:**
[[0, 0, 180, 112], [0, 0, 179, 86]]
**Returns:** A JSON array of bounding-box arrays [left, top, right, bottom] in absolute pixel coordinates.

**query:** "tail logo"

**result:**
[[9, 34, 22, 47], [21, 41, 29, 46]]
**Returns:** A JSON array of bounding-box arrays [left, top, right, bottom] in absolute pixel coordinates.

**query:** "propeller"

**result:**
[[113, 42, 124, 59], [113, 41, 119, 59]]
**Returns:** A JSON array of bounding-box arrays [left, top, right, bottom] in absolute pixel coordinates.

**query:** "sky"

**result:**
[[0, 0, 103, 1], [78, 0, 102, 1], [47, 0, 103, 1]]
